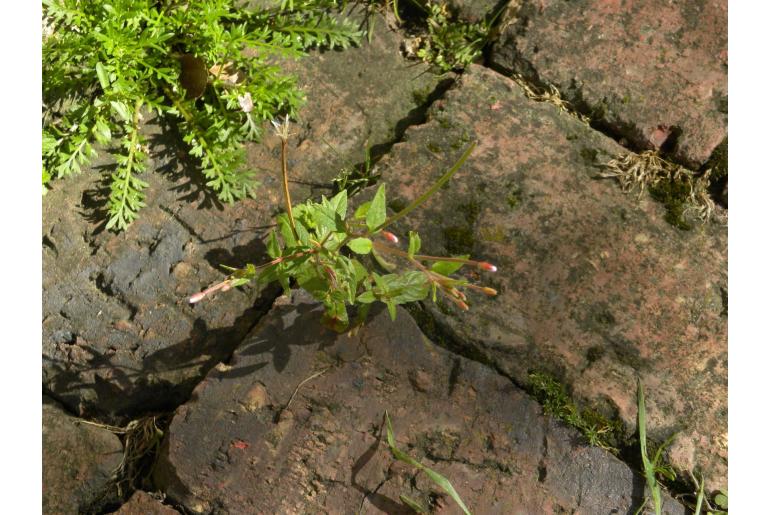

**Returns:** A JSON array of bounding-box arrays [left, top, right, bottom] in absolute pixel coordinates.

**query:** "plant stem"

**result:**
[[373, 141, 476, 233], [693, 474, 704, 515], [372, 240, 487, 268], [280, 138, 299, 241]]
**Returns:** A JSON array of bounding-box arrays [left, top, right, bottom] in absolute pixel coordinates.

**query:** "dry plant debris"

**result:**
[[599, 150, 719, 226]]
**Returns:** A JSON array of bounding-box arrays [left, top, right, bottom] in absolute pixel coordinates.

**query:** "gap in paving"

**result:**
[[402, 302, 698, 506], [476, 0, 726, 211]]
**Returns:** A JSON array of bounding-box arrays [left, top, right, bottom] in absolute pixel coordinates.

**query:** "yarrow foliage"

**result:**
[[190, 121, 497, 332], [42, 0, 362, 230]]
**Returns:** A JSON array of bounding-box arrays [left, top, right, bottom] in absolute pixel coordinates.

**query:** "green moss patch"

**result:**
[[528, 371, 623, 452]]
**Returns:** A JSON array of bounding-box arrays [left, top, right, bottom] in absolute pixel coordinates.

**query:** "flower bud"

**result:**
[[480, 286, 498, 296], [479, 261, 498, 272], [188, 291, 206, 304], [381, 230, 399, 243]]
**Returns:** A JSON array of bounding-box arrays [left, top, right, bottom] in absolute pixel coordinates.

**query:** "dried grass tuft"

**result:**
[[510, 74, 591, 123], [599, 150, 719, 223]]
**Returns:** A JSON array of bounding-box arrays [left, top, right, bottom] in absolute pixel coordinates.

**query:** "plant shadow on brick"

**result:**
[[190, 117, 498, 334], [43, 0, 362, 231]]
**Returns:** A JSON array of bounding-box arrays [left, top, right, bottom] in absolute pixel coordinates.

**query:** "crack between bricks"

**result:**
[[477, 1, 726, 213], [402, 302, 682, 495]]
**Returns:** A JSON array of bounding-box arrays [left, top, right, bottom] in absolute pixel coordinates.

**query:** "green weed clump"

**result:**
[[391, 0, 495, 72], [414, 2, 489, 72], [42, 0, 362, 230]]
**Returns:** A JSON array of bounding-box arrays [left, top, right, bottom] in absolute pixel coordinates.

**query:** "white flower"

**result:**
[[237, 92, 253, 113], [271, 114, 292, 141]]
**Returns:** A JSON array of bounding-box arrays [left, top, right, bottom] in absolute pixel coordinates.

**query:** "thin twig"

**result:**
[[282, 367, 332, 414]]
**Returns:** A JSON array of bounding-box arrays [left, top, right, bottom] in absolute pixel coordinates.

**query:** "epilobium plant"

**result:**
[[42, 0, 362, 230], [190, 117, 497, 331]]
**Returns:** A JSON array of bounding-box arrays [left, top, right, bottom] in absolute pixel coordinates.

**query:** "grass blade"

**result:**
[[374, 142, 476, 233], [638, 381, 662, 515], [385, 411, 472, 515]]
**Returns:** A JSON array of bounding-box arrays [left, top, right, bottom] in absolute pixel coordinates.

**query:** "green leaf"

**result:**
[[637, 381, 662, 515], [312, 204, 345, 234], [95, 62, 110, 89], [256, 264, 279, 287], [110, 100, 131, 122], [430, 257, 469, 276], [354, 201, 371, 220], [276, 214, 297, 247], [295, 220, 311, 246], [386, 300, 397, 320], [328, 189, 348, 218], [277, 268, 291, 295], [375, 271, 430, 304], [351, 259, 368, 283], [93, 118, 112, 144], [407, 231, 421, 259], [267, 230, 281, 259], [366, 184, 387, 232], [385, 412, 472, 515], [322, 299, 349, 332], [356, 290, 377, 304], [230, 277, 251, 288], [371, 248, 397, 272], [714, 492, 728, 509], [42, 131, 58, 155], [399, 495, 427, 514], [347, 237, 372, 255], [294, 261, 327, 297]]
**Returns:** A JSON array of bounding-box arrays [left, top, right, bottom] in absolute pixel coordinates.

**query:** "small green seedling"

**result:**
[[692, 473, 727, 515], [636, 381, 677, 515], [385, 411, 471, 515], [190, 118, 497, 332]]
